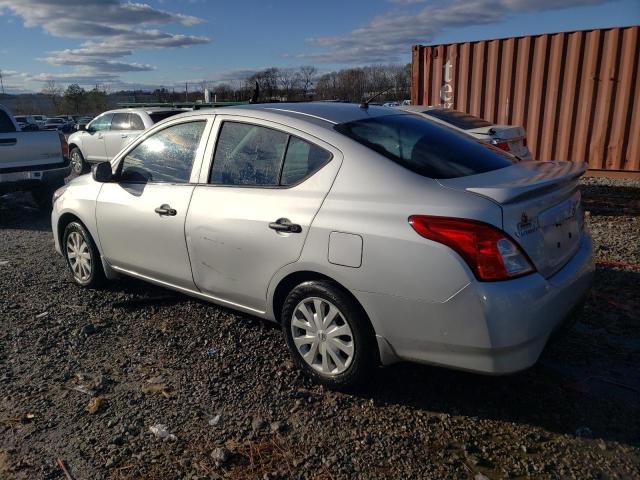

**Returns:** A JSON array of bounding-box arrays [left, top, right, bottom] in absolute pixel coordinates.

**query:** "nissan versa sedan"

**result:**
[[51, 103, 594, 388]]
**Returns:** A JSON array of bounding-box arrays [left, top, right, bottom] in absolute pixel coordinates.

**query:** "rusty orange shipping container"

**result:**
[[411, 26, 640, 175]]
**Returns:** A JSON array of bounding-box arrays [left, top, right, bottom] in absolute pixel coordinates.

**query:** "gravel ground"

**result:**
[[0, 176, 639, 479]]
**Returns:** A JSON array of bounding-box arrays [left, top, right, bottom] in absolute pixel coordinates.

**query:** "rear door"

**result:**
[[186, 116, 342, 312], [96, 118, 210, 288], [104, 112, 131, 160], [83, 113, 113, 162]]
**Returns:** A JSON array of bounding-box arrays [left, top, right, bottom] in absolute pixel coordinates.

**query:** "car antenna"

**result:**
[[360, 87, 392, 109], [249, 81, 260, 104]]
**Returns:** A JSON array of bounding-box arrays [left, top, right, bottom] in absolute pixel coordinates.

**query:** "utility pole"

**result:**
[[0, 70, 4, 95], [185, 82, 188, 102]]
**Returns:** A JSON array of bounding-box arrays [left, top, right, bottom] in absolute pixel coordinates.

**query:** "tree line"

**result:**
[[5, 63, 411, 115]]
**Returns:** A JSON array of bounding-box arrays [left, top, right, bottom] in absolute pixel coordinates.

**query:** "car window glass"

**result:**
[[129, 114, 145, 130], [210, 122, 288, 186], [281, 137, 332, 185], [89, 113, 113, 132], [335, 114, 513, 179], [424, 109, 492, 130], [110, 113, 130, 131], [0, 110, 16, 133], [119, 121, 206, 184]]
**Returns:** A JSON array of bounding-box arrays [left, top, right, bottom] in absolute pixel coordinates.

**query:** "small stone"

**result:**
[[208, 414, 222, 427], [211, 447, 230, 466], [475, 474, 490, 480], [269, 421, 283, 433], [251, 417, 266, 432]]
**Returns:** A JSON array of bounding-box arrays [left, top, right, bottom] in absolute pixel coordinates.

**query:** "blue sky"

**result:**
[[0, 0, 638, 93]]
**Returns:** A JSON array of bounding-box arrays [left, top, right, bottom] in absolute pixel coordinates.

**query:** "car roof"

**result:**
[[104, 107, 188, 116], [156, 102, 410, 130]]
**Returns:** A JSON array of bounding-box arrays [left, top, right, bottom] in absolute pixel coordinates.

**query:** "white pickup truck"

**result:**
[[0, 104, 71, 210]]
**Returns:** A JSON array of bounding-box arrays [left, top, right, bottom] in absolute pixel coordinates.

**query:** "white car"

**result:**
[[399, 106, 532, 161], [67, 107, 186, 175], [52, 103, 593, 388]]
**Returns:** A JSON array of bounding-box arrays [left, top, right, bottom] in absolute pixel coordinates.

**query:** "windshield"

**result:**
[[334, 114, 513, 179], [149, 110, 185, 123]]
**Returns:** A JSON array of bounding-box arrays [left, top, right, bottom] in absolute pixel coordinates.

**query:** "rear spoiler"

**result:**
[[467, 161, 587, 204], [438, 161, 587, 205]]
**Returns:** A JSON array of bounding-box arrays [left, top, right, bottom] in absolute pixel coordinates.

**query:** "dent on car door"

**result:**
[[185, 119, 342, 313], [96, 119, 210, 289]]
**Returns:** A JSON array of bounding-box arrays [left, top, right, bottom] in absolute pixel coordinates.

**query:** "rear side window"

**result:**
[[210, 122, 288, 186], [334, 114, 512, 179], [210, 121, 332, 187], [119, 121, 206, 184], [424, 109, 492, 130], [129, 114, 145, 130], [110, 113, 130, 131], [0, 110, 16, 133], [281, 137, 332, 186]]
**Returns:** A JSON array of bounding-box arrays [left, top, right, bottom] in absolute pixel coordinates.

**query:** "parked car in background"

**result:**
[[33, 115, 47, 128], [52, 103, 593, 388], [382, 101, 400, 107], [74, 116, 94, 131], [398, 106, 532, 161], [55, 116, 76, 133], [14, 115, 40, 131], [0, 104, 70, 210], [44, 118, 67, 131], [67, 107, 187, 174]]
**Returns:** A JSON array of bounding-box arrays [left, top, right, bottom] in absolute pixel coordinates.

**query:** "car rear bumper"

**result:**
[[0, 160, 70, 194], [354, 232, 594, 374]]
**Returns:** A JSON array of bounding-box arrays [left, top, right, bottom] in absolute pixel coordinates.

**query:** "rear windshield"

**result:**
[[148, 110, 186, 124], [424, 109, 492, 130], [334, 114, 513, 179]]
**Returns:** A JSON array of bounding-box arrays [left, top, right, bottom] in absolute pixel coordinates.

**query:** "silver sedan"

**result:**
[[51, 103, 594, 388]]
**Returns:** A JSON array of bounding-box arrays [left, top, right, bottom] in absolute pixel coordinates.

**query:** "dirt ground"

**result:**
[[0, 176, 638, 479]]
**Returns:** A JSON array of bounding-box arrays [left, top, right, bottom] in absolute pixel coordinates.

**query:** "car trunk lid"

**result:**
[[437, 161, 586, 278], [468, 124, 528, 158]]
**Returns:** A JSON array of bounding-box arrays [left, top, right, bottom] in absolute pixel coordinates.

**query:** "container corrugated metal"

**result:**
[[411, 26, 640, 174]]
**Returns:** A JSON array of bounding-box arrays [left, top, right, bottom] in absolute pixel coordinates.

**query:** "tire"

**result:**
[[281, 280, 377, 389], [62, 221, 106, 288], [31, 185, 54, 211], [70, 147, 88, 175]]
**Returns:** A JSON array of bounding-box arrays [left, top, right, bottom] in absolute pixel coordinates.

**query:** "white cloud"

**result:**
[[0, 0, 210, 84], [302, 0, 613, 64]]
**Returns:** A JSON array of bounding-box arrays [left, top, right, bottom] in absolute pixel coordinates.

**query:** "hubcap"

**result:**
[[71, 151, 82, 173], [66, 231, 92, 282], [291, 297, 354, 376]]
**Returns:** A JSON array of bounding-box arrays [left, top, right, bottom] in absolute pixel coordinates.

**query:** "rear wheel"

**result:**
[[281, 280, 377, 389], [70, 147, 88, 175], [63, 221, 105, 288]]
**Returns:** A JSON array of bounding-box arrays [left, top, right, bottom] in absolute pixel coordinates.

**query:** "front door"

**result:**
[[96, 119, 209, 289], [186, 118, 341, 312], [83, 113, 113, 162]]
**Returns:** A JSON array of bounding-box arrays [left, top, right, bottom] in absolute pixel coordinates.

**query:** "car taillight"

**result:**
[[491, 139, 510, 151], [408, 215, 534, 281], [59, 132, 69, 158]]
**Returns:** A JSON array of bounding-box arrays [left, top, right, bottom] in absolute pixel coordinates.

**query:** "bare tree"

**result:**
[[279, 69, 301, 101], [42, 79, 63, 112], [299, 65, 317, 98]]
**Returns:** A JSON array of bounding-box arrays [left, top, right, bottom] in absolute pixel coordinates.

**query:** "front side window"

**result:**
[[119, 121, 206, 184], [334, 114, 513, 179], [88, 113, 113, 133], [210, 122, 288, 186]]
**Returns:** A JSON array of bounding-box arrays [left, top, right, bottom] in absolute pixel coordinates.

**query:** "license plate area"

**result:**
[[539, 191, 582, 270]]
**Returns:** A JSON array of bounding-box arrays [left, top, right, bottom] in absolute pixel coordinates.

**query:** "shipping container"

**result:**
[[411, 26, 640, 176]]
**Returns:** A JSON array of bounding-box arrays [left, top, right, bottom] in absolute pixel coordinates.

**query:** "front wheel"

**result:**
[[63, 221, 106, 288], [281, 280, 377, 389], [70, 147, 88, 175]]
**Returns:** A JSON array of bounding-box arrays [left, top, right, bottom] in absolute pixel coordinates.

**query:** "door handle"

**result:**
[[121, 134, 128, 138], [268, 218, 302, 233], [98, 134, 103, 139], [155, 204, 177, 216]]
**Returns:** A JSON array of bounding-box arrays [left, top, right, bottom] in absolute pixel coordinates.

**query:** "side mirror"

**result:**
[[92, 162, 113, 183]]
